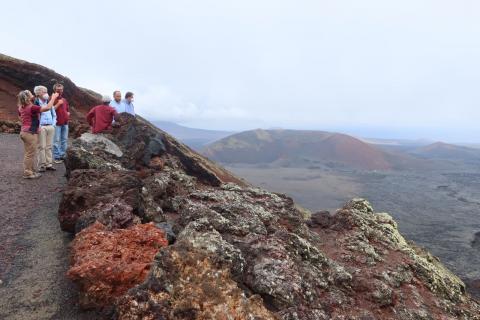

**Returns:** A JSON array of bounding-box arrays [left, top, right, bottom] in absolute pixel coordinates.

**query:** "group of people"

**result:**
[[17, 85, 135, 179], [17, 83, 69, 179], [86, 91, 135, 134]]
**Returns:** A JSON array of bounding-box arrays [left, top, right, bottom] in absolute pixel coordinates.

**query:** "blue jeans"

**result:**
[[53, 124, 68, 159]]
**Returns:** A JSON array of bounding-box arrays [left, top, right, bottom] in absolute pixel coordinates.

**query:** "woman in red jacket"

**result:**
[[17, 90, 58, 179]]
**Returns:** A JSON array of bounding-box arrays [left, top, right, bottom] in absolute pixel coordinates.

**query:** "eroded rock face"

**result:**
[[60, 115, 480, 319], [67, 222, 168, 308], [74, 199, 141, 233], [58, 169, 143, 233]]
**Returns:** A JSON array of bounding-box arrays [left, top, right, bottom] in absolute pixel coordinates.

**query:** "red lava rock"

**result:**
[[67, 222, 168, 308]]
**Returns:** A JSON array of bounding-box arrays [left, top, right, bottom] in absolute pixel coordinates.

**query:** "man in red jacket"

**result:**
[[52, 83, 70, 163], [86, 95, 119, 134]]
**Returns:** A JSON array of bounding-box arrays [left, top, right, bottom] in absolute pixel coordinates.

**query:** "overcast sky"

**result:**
[[1, 0, 480, 142]]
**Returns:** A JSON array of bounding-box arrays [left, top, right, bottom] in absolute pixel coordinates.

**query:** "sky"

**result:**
[[1, 0, 480, 143]]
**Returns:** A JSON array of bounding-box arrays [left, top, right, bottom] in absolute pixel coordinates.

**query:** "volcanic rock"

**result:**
[[67, 222, 168, 308], [0, 119, 20, 134], [115, 240, 276, 320], [58, 169, 144, 233], [59, 109, 480, 319]]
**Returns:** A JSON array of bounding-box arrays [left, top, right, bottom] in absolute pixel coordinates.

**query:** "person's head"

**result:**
[[18, 90, 34, 107], [33, 85, 49, 101], [125, 92, 134, 103], [113, 90, 122, 103], [101, 94, 111, 105], [53, 83, 64, 96]]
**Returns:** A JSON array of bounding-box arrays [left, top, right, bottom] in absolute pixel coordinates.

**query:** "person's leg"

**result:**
[[20, 132, 31, 176], [53, 125, 61, 160], [20, 132, 36, 177], [32, 134, 39, 173], [37, 127, 47, 171], [60, 124, 69, 158], [45, 126, 55, 168]]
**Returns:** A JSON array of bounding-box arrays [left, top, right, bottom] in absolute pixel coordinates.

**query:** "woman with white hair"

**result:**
[[17, 90, 58, 179], [33, 85, 57, 172]]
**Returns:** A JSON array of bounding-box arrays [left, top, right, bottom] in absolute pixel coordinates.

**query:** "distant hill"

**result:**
[[202, 129, 396, 170], [360, 137, 434, 147], [152, 121, 234, 150], [410, 142, 480, 160]]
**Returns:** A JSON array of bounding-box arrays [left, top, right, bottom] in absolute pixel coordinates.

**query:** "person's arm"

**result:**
[[86, 108, 95, 126], [66, 100, 70, 117], [54, 99, 61, 110], [112, 109, 120, 122], [52, 107, 57, 125], [39, 93, 59, 112]]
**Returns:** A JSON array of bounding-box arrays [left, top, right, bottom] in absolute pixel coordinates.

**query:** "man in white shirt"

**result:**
[[109, 90, 123, 112], [123, 92, 136, 116], [109, 90, 135, 116]]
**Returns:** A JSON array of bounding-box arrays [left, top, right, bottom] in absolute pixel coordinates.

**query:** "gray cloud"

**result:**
[[1, 0, 479, 142]]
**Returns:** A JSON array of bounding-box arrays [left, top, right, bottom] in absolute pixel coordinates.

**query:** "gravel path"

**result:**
[[0, 133, 104, 320]]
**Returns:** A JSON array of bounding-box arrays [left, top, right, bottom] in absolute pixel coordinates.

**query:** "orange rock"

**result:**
[[148, 156, 165, 170], [67, 222, 168, 308]]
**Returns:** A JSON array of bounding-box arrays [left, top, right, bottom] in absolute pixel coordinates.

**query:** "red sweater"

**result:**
[[18, 104, 41, 133], [86, 105, 118, 134], [54, 97, 70, 125]]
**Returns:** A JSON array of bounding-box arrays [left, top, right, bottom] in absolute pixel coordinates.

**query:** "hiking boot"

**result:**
[[46, 166, 57, 171], [23, 173, 42, 179]]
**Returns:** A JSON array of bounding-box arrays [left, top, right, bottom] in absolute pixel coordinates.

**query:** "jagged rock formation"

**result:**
[[60, 114, 480, 319]]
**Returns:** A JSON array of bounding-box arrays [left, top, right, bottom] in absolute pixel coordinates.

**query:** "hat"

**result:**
[[101, 94, 111, 103]]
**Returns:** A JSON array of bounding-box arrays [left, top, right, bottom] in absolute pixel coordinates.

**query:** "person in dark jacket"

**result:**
[[86, 95, 119, 134]]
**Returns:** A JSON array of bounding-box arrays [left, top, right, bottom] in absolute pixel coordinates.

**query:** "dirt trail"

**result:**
[[0, 133, 103, 320]]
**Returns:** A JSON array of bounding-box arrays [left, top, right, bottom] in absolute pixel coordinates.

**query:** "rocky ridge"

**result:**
[[60, 114, 480, 319], [0, 53, 99, 135]]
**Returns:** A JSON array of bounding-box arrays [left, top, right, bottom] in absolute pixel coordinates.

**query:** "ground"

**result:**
[[0, 133, 104, 320]]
